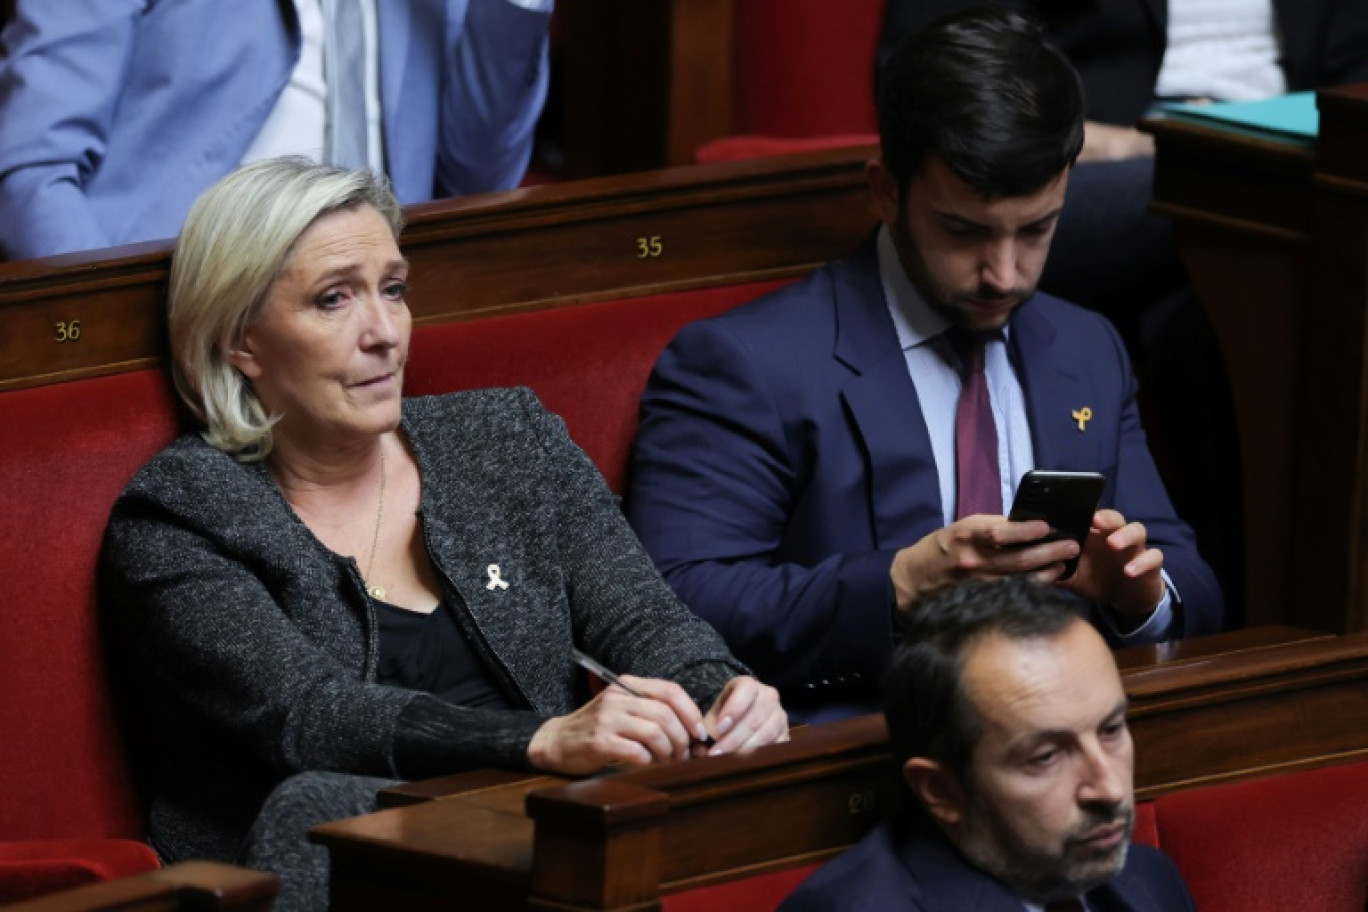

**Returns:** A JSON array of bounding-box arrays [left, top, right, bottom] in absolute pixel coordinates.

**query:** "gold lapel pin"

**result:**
[[1071, 407, 1093, 432]]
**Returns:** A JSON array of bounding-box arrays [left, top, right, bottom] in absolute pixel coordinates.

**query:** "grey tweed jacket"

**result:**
[[100, 389, 747, 864]]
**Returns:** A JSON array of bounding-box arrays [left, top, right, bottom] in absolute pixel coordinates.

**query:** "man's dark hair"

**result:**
[[884, 578, 1084, 822], [877, 4, 1084, 197]]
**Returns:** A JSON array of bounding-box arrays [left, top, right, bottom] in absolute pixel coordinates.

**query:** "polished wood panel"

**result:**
[[558, 0, 734, 177], [317, 715, 894, 912], [1143, 114, 1313, 631], [560, 0, 665, 177], [1111, 623, 1329, 670], [1144, 84, 1368, 633], [1126, 631, 1368, 796], [1295, 84, 1368, 634], [5, 863, 277, 912], [0, 145, 875, 392], [315, 628, 1368, 911]]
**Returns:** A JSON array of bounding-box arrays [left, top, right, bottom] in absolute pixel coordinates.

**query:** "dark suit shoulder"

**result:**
[[1023, 290, 1124, 338], [671, 261, 841, 356], [678, 239, 878, 337], [1014, 290, 1132, 371], [779, 823, 927, 912], [114, 432, 267, 521], [1110, 843, 1197, 911], [663, 241, 888, 379]]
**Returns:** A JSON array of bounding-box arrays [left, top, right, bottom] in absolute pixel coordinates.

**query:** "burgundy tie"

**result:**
[[950, 329, 1002, 519]]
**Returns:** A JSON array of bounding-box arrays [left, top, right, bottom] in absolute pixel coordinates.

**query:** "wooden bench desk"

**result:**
[[0, 146, 875, 392], [313, 626, 1365, 911]]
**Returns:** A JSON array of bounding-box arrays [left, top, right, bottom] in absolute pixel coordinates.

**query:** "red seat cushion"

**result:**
[[731, 0, 883, 137], [0, 839, 160, 904], [1153, 762, 1368, 912], [0, 370, 179, 844], [662, 864, 819, 912]]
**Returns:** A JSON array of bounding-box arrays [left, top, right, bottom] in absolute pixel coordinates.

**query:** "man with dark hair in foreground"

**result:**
[[781, 578, 1195, 910], [628, 5, 1222, 722]]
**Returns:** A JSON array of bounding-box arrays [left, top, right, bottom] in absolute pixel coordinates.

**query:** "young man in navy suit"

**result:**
[[628, 6, 1223, 722], [780, 578, 1195, 911]]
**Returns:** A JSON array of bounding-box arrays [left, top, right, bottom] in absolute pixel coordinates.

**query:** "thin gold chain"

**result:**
[[364, 447, 387, 600]]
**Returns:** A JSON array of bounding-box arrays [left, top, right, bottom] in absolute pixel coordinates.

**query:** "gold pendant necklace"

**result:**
[[363, 447, 387, 600]]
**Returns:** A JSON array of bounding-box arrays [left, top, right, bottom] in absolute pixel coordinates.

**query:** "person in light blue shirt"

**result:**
[[0, 0, 552, 261]]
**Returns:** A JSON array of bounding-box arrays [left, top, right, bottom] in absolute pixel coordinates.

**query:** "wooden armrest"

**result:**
[[1113, 625, 1328, 670], [2, 862, 277, 911], [377, 768, 550, 809]]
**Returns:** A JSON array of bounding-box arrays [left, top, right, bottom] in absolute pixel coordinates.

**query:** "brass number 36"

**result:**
[[54, 320, 82, 343], [635, 235, 664, 259]]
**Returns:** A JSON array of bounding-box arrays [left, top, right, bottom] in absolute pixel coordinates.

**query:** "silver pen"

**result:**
[[570, 647, 646, 697], [570, 648, 714, 746]]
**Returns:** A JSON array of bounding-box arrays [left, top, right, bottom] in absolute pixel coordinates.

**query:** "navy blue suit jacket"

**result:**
[[778, 822, 1197, 912], [627, 240, 1222, 716]]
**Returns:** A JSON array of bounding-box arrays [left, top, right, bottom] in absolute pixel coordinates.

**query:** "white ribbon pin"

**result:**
[[485, 564, 509, 591]]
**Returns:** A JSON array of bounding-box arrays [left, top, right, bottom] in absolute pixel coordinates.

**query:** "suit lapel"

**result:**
[[832, 241, 945, 549], [1088, 857, 1155, 911], [1010, 300, 1101, 472]]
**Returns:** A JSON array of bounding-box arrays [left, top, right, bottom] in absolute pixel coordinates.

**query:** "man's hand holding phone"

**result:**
[[1058, 509, 1166, 620], [890, 471, 1165, 620], [890, 514, 1080, 610]]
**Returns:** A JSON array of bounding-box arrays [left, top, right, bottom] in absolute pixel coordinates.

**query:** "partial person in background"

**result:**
[[879, 0, 1368, 614], [100, 157, 785, 912], [629, 7, 1222, 724], [780, 577, 1196, 911], [0, 0, 553, 261]]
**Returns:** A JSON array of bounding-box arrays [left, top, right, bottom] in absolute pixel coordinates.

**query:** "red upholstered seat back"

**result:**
[[696, 134, 878, 167], [0, 370, 180, 840], [404, 280, 790, 492], [731, 0, 884, 137], [1152, 761, 1368, 912], [663, 865, 818, 912], [0, 277, 789, 852]]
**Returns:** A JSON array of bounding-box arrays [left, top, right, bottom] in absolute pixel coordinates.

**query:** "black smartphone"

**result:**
[[1007, 470, 1106, 580]]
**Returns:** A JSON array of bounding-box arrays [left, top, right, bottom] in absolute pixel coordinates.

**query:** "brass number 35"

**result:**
[[54, 320, 82, 343], [635, 235, 664, 259]]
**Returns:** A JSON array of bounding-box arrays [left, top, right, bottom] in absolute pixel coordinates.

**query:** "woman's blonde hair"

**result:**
[[167, 156, 404, 460]]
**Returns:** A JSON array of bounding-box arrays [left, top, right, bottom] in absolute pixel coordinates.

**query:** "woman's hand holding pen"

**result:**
[[528, 675, 709, 774], [527, 673, 789, 775], [700, 677, 789, 757]]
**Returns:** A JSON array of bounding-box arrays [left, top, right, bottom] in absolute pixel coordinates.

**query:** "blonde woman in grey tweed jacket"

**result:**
[[100, 158, 787, 912]]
